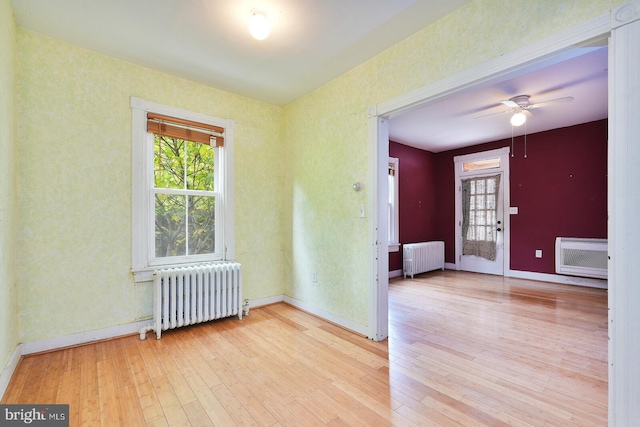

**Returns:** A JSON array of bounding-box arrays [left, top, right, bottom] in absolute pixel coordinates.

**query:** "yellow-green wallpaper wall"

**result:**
[[0, 0, 19, 372], [282, 0, 623, 328], [15, 30, 284, 343]]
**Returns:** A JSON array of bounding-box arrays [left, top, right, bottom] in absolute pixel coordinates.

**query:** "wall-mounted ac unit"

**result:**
[[555, 237, 607, 279]]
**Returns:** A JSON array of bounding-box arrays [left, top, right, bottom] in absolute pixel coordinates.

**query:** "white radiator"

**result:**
[[143, 262, 242, 340], [403, 241, 445, 278], [555, 237, 607, 279]]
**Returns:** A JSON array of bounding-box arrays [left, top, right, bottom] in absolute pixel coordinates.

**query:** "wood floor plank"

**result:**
[[1, 357, 33, 403], [57, 367, 81, 426], [97, 359, 124, 426], [78, 396, 100, 426], [2, 271, 608, 426], [118, 385, 146, 427]]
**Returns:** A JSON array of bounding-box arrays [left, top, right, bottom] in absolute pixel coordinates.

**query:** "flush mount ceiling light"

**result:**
[[510, 111, 526, 127], [249, 9, 270, 40]]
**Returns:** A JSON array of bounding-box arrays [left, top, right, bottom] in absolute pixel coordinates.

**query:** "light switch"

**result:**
[[510, 207, 519, 215]]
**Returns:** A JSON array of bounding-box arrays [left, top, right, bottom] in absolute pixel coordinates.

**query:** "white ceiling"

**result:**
[[10, 0, 608, 152], [10, 0, 469, 106], [389, 45, 609, 152]]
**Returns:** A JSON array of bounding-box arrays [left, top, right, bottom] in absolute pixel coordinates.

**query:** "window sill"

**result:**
[[132, 268, 154, 283], [389, 243, 400, 253]]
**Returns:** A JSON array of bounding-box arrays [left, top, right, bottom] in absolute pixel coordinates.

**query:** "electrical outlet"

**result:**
[[535, 250, 542, 258], [358, 204, 366, 218], [312, 271, 317, 282]]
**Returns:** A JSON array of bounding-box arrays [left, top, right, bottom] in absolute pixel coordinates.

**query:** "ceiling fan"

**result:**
[[475, 94, 574, 126]]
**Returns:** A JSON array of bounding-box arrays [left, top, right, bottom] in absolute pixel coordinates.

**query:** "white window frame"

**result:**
[[388, 157, 400, 252], [130, 97, 235, 282]]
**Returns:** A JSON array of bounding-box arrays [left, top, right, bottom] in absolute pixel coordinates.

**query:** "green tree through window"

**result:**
[[154, 135, 216, 258]]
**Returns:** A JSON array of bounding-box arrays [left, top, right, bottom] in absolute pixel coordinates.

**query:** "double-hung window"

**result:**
[[131, 98, 235, 282]]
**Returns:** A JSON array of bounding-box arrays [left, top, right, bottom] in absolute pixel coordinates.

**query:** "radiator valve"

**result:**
[[243, 299, 250, 317]]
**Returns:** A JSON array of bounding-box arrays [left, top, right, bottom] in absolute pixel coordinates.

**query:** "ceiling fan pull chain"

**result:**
[[524, 121, 527, 158], [511, 124, 515, 157]]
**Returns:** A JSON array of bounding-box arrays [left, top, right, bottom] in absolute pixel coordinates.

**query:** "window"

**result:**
[[461, 174, 501, 260], [462, 157, 500, 172], [388, 158, 399, 252], [131, 98, 235, 282]]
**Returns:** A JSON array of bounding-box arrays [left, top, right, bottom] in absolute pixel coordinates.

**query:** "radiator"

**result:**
[[403, 241, 445, 278], [555, 237, 607, 279], [143, 262, 242, 339]]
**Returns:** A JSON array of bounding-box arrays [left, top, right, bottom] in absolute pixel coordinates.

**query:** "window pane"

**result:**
[[154, 136, 185, 189], [155, 193, 186, 257], [188, 196, 216, 255], [463, 157, 500, 172], [186, 141, 215, 191], [487, 194, 495, 209]]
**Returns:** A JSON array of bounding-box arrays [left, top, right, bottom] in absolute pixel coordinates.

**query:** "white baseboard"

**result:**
[[445, 262, 456, 270], [508, 270, 607, 289], [283, 296, 368, 336], [389, 269, 403, 278], [0, 344, 22, 400], [21, 320, 152, 355], [247, 295, 284, 308]]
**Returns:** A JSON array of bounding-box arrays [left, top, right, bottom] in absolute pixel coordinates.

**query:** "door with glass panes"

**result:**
[[454, 148, 510, 276]]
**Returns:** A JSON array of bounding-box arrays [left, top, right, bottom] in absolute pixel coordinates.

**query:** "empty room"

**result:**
[[1, 0, 639, 425]]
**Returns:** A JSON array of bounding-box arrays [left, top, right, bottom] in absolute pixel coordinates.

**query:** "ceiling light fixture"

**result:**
[[510, 111, 526, 127], [249, 9, 270, 40]]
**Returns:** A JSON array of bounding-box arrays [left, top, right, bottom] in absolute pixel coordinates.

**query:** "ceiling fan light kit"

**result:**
[[510, 111, 526, 126], [471, 93, 575, 158]]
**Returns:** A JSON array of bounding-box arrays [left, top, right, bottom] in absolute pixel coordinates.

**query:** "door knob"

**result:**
[[497, 228, 502, 232]]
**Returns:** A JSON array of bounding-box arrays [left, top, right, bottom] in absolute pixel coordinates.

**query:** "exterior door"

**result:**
[[454, 147, 510, 276]]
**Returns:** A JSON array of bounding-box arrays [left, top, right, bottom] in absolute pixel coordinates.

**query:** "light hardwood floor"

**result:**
[[2, 271, 608, 426]]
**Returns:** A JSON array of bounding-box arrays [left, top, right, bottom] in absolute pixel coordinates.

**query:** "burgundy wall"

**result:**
[[388, 142, 439, 271], [391, 119, 608, 275]]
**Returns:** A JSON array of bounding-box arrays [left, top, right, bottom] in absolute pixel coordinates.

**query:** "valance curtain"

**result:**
[[461, 174, 501, 261]]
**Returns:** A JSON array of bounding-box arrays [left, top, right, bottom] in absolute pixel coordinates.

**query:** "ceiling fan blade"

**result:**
[[531, 96, 574, 108], [473, 109, 510, 119], [500, 100, 519, 108]]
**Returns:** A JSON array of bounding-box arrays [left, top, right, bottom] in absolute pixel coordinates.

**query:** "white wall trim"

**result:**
[[608, 2, 640, 424], [389, 269, 403, 279], [444, 262, 456, 270], [247, 295, 284, 308], [509, 270, 607, 289], [284, 296, 368, 337], [0, 345, 22, 400], [21, 320, 151, 355]]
